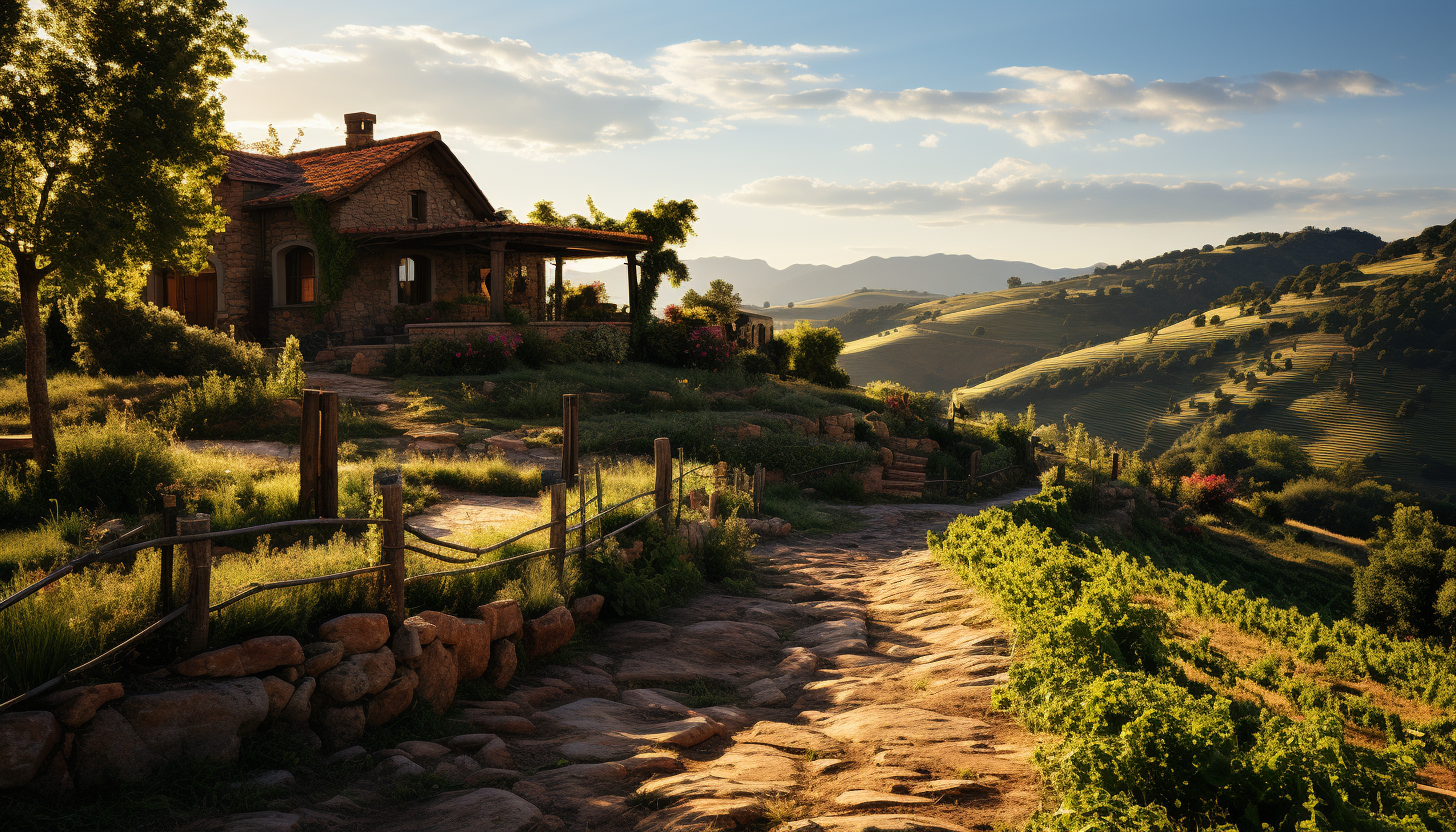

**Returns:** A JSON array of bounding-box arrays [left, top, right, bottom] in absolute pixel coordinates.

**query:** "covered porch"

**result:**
[[340, 221, 653, 340]]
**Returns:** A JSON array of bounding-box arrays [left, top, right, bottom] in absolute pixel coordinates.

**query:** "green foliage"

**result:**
[[55, 415, 178, 514], [1277, 477, 1413, 538], [1353, 505, 1456, 640], [290, 195, 358, 320], [158, 372, 276, 439], [556, 325, 629, 364], [680, 279, 743, 331], [781, 321, 849, 388], [932, 490, 1444, 831], [697, 512, 757, 583], [584, 518, 702, 619], [68, 293, 266, 379]]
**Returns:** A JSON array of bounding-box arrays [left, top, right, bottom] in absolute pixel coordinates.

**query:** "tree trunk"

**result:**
[[17, 261, 56, 471]]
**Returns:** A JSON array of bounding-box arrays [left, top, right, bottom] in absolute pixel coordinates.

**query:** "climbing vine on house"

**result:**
[[291, 195, 358, 321]]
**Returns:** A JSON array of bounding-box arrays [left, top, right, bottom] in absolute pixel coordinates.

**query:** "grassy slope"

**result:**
[[763, 289, 944, 325], [956, 284, 1456, 492]]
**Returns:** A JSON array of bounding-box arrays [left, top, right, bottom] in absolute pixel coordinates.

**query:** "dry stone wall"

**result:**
[[0, 595, 605, 797]]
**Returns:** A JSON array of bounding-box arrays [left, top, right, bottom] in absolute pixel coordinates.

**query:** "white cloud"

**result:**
[[1319, 172, 1354, 184], [848, 143, 874, 152], [724, 158, 1455, 225], [225, 27, 1401, 156], [919, 132, 943, 148], [1117, 133, 1164, 147]]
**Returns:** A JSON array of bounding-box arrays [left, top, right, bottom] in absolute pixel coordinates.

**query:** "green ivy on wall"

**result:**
[[290, 194, 358, 322]]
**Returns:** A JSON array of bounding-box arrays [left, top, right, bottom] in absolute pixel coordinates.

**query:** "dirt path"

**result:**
[[201, 493, 1043, 832]]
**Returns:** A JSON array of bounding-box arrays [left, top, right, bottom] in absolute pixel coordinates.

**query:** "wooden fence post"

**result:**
[[969, 449, 981, 483], [180, 513, 212, 655], [753, 464, 765, 518], [654, 438, 672, 518], [594, 462, 604, 551], [708, 491, 721, 523], [380, 474, 405, 627], [159, 493, 177, 613], [1111, 452, 1121, 481], [1056, 463, 1066, 486], [318, 391, 339, 518], [675, 448, 685, 529], [578, 468, 588, 567], [549, 483, 567, 594], [562, 394, 579, 488], [298, 390, 321, 517]]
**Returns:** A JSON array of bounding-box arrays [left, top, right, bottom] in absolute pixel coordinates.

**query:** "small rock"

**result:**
[[834, 789, 932, 808], [415, 640, 459, 714], [480, 599, 523, 640], [462, 712, 535, 734], [318, 614, 390, 655], [39, 683, 124, 728], [315, 795, 363, 812], [808, 758, 848, 774], [474, 737, 513, 769], [569, 595, 604, 626], [485, 639, 519, 689], [176, 636, 304, 678], [745, 678, 787, 707], [0, 711, 61, 789], [521, 607, 575, 659], [390, 624, 422, 662], [262, 677, 294, 718], [414, 611, 463, 645], [465, 767, 524, 786], [231, 769, 296, 790], [445, 733, 500, 753], [365, 669, 417, 727], [454, 618, 493, 682], [280, 677, 315, 725], [302, 642, 344, 677], [373, 756, 426, 781], [396, 740, 452, 759], [324, 746, 369, 763], [401, 616, 439, 645]]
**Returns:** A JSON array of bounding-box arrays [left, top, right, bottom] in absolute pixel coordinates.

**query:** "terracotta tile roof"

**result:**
[[222, 151, 300, 185], [340, 220, 653, 244], [235, 133, 440, 207]]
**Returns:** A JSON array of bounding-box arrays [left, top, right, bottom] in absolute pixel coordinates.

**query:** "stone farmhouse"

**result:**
[[145, 112, 652, 347]]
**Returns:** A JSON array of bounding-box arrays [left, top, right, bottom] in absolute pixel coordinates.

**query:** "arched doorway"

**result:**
[[164, 267, 218, 327]]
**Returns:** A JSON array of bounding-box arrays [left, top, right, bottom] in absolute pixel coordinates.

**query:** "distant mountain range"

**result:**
[[567, 253, 1095, 309]]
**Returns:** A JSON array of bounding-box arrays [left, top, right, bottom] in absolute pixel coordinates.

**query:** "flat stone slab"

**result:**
[[640, 797, 765, 830], [736, 722, 838, 754], [835, 789, 934, 808], [544, 698, 720, 762], [820, 706, 988, 744], [780, 815, 972, 832]]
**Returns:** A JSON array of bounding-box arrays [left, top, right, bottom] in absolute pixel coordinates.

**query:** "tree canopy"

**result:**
[[680, 279, 742, 332], [0, 0, 254, 468]]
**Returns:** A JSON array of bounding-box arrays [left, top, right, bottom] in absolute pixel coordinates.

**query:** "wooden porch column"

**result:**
[[626, 254, 639, 316], [490, 241, 507, 321], [553, 256, 564, 321]]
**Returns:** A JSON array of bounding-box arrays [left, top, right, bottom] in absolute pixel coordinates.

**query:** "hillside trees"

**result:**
[[780, 321, 849, 387], [679, 279, 742, 334], [0, 0, 254, 469], [1353, 505, 1456, 640]]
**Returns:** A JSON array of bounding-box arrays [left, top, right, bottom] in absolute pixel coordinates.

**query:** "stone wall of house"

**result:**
[[333, 151, 477, 229], [404, 321, 631, 342]]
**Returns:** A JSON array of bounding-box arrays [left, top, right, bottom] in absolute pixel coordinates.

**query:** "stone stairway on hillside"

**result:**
[[881, 452, 928, 497]]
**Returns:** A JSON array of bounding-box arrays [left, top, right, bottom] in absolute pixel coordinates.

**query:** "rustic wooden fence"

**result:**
[[0, 393, 720, 715]]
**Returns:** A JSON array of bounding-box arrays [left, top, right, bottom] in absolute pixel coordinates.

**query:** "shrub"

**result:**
[[68, 293, 266, 379], [1276, 477, 1408, 538], [382, 334, 521, 376], [1180, 473, 1235, 513], [1353, 505, 1456, 640], [584, 517, 702, 619], [738, 350, 775, 376], [697, 513, 757, 582], [556, 325, 628, 364], [685, 327, 732, 370], [55, 416, 178, 514], [782, 322, 849, 388], [1249, 492, 1285, 523], [158, 371, 276, 439]]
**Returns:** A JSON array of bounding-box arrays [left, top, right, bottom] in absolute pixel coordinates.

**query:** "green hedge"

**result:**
[[68, 294, 265, 379]]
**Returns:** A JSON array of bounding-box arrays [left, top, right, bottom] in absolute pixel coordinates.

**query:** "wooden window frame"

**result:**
[[397, 254, 432, 305], [285, 247, 316, 306]]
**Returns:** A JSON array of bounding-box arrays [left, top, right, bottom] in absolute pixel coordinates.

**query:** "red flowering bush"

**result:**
[[686, 326, 731, 370], [1181, 472, 1236, 513]]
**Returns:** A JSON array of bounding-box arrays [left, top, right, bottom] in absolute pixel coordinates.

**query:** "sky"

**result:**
[[223, 0, 1456, 272]]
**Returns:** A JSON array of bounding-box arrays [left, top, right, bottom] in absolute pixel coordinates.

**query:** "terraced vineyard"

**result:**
[[839, 326, 1040, 391]]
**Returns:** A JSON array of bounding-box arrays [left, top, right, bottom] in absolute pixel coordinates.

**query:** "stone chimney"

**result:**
[[344, 112, 376, 149]]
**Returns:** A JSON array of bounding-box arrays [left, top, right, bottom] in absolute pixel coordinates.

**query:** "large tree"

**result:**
[[528, 196, 698, 343], [0, 1, 253, 470]]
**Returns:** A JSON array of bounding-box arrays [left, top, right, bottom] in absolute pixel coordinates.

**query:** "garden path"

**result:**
[[198, 491, 1045, 832], [407, 489, 540, 541]]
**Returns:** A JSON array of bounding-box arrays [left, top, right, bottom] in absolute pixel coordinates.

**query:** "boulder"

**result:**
[[390, 624, 422, 662], [0, 711, 61, 789], [415, 611, 463, 645], [302, 642, 344, 677], [72, 708, 157, 788], [397, 740, 451, 759], [400, 788, 542, 832], [280, 677, 315, 725], [317, 648, 395, 703], [116, 678, 269, 764], [402, 616, 439, 646], [366, 670, 418, 727], [39, 683, 124, 727], [474, 737, 513, 769], [445, 733, 500, 753], [313, 705, 366, 751], [415, 639, 458, 714], [569, 595, 604, 626], [454, 618, 493, 682], [480, 599, 523, 640], [349, 351, 373, 376], [262, 677, 294, 718], [522, 607, 575, 659], [175, 636, 305, 678], [318, 613, 390, 655], [485, 639, 518, 689]]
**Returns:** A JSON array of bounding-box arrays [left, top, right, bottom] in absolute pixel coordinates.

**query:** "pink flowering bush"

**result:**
[[382, 332, 522, 375], [1180, 472, 1236, 513], [686, 326, 731, 370]]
